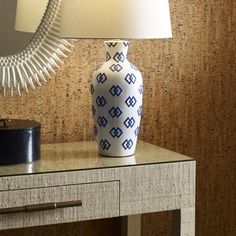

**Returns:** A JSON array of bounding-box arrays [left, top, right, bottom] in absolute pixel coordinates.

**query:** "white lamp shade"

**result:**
[[15, 0, 48, 33], [59, 0, 172, 39]]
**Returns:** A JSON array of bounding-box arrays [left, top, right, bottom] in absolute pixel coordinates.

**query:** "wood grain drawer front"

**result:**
[[0, 181, 119, 230]]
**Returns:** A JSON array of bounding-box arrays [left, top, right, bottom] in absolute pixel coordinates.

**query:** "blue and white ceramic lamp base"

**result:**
[[91, 40, 143, 157]]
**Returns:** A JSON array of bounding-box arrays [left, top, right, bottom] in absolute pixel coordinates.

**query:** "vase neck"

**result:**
[[104, 40, 129, 62]]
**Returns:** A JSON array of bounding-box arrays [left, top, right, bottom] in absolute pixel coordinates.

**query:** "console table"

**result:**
[[0, 141, 195, 236]]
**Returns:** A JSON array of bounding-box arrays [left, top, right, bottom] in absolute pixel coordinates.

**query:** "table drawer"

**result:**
[[0, 181, 119, 230]]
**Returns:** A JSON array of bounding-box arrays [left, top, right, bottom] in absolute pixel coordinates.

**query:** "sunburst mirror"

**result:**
[[0, 0, 73, 96]]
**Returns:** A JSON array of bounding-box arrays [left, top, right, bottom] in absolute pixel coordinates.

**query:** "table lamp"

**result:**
[[15, 0, 48, 33], [59, 0, 172, 157]]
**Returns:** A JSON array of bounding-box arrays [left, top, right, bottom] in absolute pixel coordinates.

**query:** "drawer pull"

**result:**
[[0, 200, 82, 215]]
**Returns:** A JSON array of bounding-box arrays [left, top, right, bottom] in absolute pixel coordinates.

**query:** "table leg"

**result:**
[[173, 207, 195, 236], [121, 215, 141, 236]]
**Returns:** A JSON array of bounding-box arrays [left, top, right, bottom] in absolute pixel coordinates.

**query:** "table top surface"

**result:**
[[0, 140, 194, 177]]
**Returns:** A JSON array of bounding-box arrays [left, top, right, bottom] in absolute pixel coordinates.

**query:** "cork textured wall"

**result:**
[[1, 0, 235, 235]]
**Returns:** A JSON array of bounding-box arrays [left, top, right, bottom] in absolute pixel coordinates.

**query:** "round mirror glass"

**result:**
[[0, 0, 47, 56]]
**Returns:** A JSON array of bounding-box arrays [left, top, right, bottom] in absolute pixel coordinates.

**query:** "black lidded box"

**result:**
[[0, 119, 41, 166]]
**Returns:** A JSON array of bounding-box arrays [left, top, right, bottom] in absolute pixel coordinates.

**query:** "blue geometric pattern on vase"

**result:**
[[90, 84, 94, 95], [100, 139, 111, 150], [96, 96, 107, 107], [107, 42, 117, 47], [109, 85, 123, 96], [137, 106, 142, 116], [106, 52, 111, 61], [94, 125, 98, 135], [96, 73, 107, 83], [122, 139, 134, 150], [125, 73, 136, 84], [92, 105, 96, 116], [139, 85, 143, 94], [109, 107, 122, 118], [110, 127, 123, 138], [113, 52, 125, 62], [124, 117, 135, 128], [125, 96, 137, 107], [134, 126, 140, 136], [97, 116, 108, 127], [110, 64, 123, 72], [92, 40, 143, 156]]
